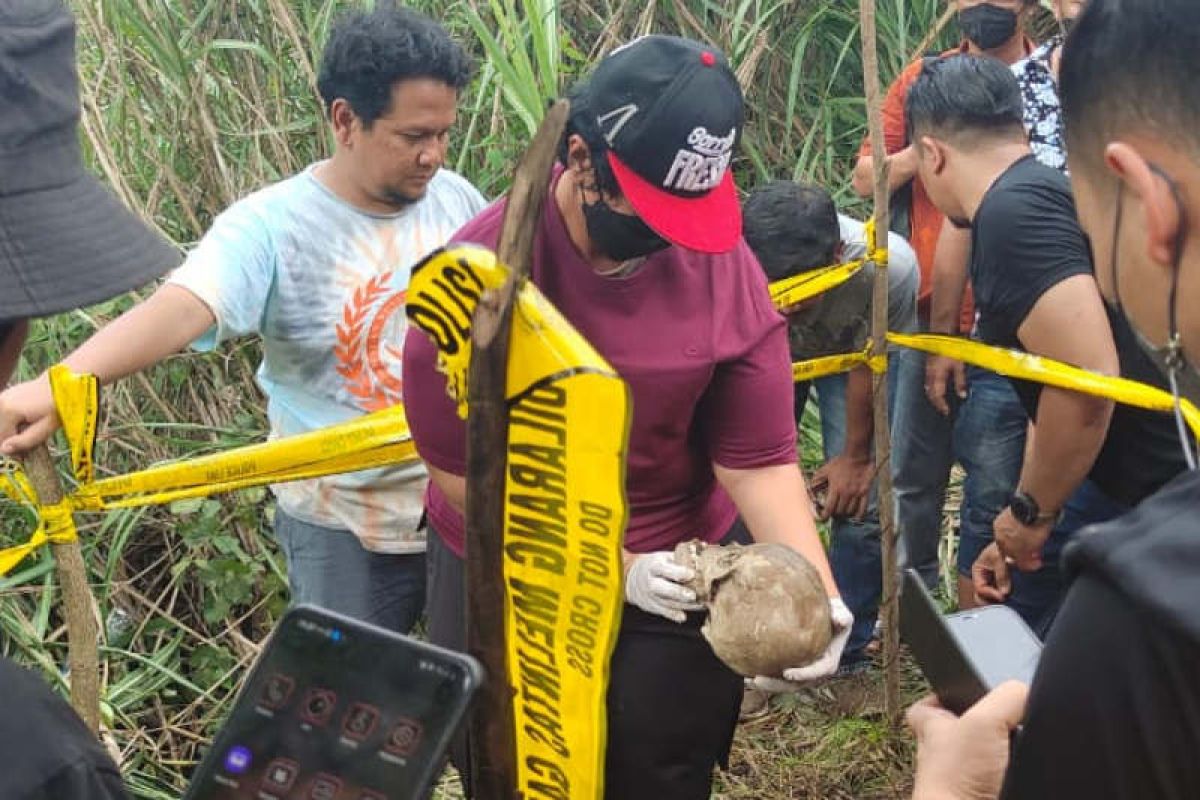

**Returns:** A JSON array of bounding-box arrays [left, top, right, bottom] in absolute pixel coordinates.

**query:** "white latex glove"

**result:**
[[751, 597, 854, 691], [624, 551, 704, 623]]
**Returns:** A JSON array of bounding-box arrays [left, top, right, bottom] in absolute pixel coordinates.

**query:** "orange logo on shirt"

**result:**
[[334, 272, 408, 412]]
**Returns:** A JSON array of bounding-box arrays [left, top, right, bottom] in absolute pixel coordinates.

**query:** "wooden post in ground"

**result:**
[[464, 99, 570, 799], [858, 0, 901, 724], [21, 444, 100, 734]]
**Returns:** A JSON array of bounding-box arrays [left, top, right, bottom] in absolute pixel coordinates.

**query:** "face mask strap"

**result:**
[[1149, 163, 1199, 469]]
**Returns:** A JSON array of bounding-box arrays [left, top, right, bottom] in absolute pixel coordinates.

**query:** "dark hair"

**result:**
[[743, 181, 840, 282], [904, 54, 1026, 146], [557, 81, 622, 197], [317, 4, 472, 128], [1060, 0, 1200, 175]]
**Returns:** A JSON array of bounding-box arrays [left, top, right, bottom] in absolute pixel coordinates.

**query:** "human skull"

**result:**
[[673, 540, 832, 678]]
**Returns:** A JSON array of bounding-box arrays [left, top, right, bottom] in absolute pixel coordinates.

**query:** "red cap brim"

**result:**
[[607, 151, 742, 254]]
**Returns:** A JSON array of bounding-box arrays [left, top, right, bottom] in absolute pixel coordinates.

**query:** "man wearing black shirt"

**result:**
[[904, 54, 1187, 631], [906, 3, 1200, 797]]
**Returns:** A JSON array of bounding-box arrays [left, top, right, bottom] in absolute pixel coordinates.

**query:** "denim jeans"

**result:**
[[274, 507, 426, 634], [892, 347, 1027, 589], [810, 355, 901, 662], [958, 479, 1130, 635]]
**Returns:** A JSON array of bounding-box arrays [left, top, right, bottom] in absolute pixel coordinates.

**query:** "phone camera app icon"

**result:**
[[222, 745, 252, 775], [301, 687, 337, 726], [384, 717, 423, 757], [342, 702, 379, 741], [260, 673, 294, 710], [261, 758, 299, 792], [307, 773, 342, 800]]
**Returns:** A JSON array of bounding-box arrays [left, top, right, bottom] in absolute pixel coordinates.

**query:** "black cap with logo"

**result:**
[[0, 0, 180, 321], [578, 35, 745, 254]]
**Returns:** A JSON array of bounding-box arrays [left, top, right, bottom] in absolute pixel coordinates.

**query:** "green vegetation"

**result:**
[[0, 1, 1047, 796]]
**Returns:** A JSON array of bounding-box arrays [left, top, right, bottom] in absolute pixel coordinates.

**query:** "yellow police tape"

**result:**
[[0, 367, 419, 575], [768, 217, 887, 309], [405, 245, 627, 800], [788, 332, 1200, 438]]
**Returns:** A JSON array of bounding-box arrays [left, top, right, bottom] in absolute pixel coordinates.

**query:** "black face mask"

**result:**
[[959, 3, 1019, 51], [583, 195, 670, 263], [1106, 165, 1200, 468]]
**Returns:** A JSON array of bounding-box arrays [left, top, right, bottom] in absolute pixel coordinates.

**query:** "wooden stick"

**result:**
[[858, 0, 902, 724], [464, 99, 570, 799], [21, 444, 101, 734]]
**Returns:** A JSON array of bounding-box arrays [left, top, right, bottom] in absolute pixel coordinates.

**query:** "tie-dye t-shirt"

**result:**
[[168, 164, 486, 553]]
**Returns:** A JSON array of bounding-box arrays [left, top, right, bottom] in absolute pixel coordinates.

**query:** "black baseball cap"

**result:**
[[0, 0, 180, 321], [581, 35, 744, 254]]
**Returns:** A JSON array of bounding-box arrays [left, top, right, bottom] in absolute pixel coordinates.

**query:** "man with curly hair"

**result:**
[[0, 4, 486, 634]]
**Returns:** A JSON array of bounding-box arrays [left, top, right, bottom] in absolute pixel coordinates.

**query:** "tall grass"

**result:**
[[0, 2, 1034, 796]]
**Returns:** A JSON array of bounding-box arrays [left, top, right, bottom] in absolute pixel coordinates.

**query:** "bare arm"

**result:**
[[1015, 275, 1117, 513], [714, 461, 839, 598], [0, 284, 215, 453], [0, 319, 29, 387], [811, 366, 874, 520], [929, 221, 971, 335], [925, 221, 974, 415], [852, 146, 919, 198]]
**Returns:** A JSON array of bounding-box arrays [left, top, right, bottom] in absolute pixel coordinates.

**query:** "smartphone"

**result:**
[[899, 569, 1041, 715], [184, 605, 483, 800]]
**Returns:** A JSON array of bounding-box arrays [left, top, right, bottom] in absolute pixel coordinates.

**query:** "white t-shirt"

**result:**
[[169, 164, 487, 553]]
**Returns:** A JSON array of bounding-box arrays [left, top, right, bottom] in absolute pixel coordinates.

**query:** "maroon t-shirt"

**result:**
[[401, 171, 797, 557]]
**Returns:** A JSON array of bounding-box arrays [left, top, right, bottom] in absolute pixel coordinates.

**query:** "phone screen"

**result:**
[[185, 606, 479, 800]]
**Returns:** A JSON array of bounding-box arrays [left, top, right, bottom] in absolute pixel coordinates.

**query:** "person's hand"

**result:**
[[751, 598, 853, 690], [811, 454, 874, 521], [925, 355, 967, 416], [0, 374, 59, 456], [624, 551, 703, 623], [906, 681, 1030, 800], [992, 507, 1054, 572], [971, 543, 1012, 604]]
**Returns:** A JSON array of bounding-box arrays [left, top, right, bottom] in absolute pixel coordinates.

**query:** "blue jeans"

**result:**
[[274, 508, 426, 634], [810, 355, 901, 663], [892, 348, 1027, 589], [958, 479, 1130, 634]]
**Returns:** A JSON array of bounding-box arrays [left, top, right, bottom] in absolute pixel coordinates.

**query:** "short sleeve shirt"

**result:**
[[402, 170, 798, 556], [168, 165, 486, 552], [785, 215, 919, 360], [969, 155, 1186, 506]]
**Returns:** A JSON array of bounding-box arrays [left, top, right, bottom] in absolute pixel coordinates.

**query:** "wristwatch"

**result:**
[[1008, 490, 1060, 526]]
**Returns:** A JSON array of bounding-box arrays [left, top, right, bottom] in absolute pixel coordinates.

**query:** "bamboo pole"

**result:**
[[858, 0, 901, 724], [464, 99, 570, 799], [21, 444, 101, 734]]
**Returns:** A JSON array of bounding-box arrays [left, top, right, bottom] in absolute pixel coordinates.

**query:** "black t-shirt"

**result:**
[[969, 155, 1186, 505], [1002, 469, 1200, 799], [0, 658, 129, 800]]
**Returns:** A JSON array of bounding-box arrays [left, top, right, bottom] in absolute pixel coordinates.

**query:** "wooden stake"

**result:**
[[858, 0, 902, 724], [464, 99, 570, 799], [21, 444, 101, 734]]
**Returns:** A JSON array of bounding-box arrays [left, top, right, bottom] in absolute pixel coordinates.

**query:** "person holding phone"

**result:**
[[403, 35, 850, 799], [908, 2, 1200, 797]]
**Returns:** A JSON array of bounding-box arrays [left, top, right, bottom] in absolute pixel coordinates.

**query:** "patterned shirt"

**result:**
[[169, 165, 486, 553], [1013, 36, 1067, 173]]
